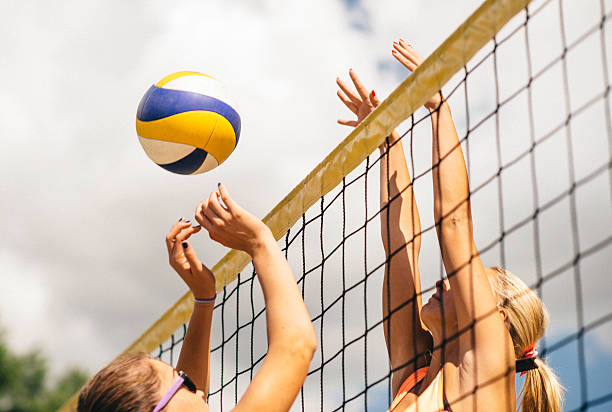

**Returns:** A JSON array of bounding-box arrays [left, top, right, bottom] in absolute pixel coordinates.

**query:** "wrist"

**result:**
[[425, 93, 444, 112], [248, 228, 276, 258], [192, 288, 217, 302], [194, 294, 216, 305]]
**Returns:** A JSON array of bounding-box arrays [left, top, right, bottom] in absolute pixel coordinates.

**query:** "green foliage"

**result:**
[[0, 329, 87, 412]]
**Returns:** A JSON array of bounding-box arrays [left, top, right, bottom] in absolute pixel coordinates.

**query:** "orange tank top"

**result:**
[[388, 367, 449, 412]]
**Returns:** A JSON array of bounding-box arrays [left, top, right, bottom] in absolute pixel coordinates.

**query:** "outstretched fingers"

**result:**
[[392, 40, 424, 72], [336, 68, 377, 128], [336, 76, 361, 108], [337, 89, 357, 114]]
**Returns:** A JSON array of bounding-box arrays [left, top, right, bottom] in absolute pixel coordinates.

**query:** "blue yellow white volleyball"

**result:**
[[136, 72, 241, 175]]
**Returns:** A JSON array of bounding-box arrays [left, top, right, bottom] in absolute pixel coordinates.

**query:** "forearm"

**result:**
[[232, 235, 315, 412], [430, 102, 471, 231], [430, 102, 490, 318], [176, 302, 214, 395], [251, 234, 316, 353], [379, 130, 422, 259]]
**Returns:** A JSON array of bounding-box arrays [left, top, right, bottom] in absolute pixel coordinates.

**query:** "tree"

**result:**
[[0, 329, 87, 412]]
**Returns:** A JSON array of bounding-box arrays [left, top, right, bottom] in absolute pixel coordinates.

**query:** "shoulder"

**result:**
[[446, 346, 516, 411]]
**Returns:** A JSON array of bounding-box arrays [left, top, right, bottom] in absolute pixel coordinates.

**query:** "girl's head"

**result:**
[[421, 267, 564, 412], [488, 267, 564, 412], [78, 353, 208, 412], [78, 353, 160, 412]]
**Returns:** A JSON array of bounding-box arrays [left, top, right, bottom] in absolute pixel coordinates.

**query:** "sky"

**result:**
[[1, 0, 611, 410]]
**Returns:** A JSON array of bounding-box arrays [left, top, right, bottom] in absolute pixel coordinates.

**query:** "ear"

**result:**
[[499, 308, 510, 328]]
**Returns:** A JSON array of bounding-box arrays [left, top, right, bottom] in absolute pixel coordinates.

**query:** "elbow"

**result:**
[[298, 327, 318, 361], [273, 327, 317, 365], [436, 206, 471, 233]]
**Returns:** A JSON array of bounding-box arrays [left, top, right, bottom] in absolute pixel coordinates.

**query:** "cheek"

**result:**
[[170, 393, 207, 411]]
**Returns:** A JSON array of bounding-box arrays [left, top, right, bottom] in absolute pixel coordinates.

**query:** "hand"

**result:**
[[336, 69, 381, 128], [195, 184, 273, 257], [165, 219, 216, 300], [392, 39, 442, 111]]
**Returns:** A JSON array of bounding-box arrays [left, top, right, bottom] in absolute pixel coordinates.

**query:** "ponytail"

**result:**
[[488, 267, 565, 412], [519, 357, 564, 412]]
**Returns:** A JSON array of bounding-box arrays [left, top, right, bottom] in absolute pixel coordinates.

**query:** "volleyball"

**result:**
[[135, 72, 241, 175]]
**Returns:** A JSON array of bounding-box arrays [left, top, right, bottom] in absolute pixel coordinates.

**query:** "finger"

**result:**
[[166, 219, 195, 255], [203, 192, 225, 226], [208, 190, 231, 221], [336, 77, 362, 106], [369, 90, 381, 107], [175, 225, 202, 243], [337, 119, 359, 127], [194, 199, 209, 227], [198, 212, 214, 235], [392, 48, 418, 72], [348, 69, 370, 101], [181, 241, 204, 275], [217, 183, 239, 213], [171, 226, 202, 269], [337, 90, 358, 114], [398, 39, 423, 62], [393, 41, 423, 69]]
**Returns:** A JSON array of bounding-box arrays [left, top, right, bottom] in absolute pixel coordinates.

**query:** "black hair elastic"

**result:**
[[516, 357, 538, 374]]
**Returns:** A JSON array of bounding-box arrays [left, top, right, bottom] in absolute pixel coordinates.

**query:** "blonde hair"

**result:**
[[489, 267, 565, 412], [78, 353, 161, 412]]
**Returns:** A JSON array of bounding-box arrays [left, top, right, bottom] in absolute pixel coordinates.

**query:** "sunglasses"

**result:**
[[152, 371, 197, 412]]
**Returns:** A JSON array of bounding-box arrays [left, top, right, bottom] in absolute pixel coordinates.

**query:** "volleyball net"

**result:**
[[60, 0, 612, 410]]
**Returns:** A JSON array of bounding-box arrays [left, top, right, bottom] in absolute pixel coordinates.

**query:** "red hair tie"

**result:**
[[523, 345, 538, 359]]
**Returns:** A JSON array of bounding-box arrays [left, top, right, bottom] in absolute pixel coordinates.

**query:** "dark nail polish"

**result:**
[[178, 217, 183, 221], [185, 220, 191, 224], [217, 182, 221, 187], [182, 242, 188, 249]]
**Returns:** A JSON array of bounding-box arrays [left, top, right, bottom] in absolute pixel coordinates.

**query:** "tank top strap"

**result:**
[[389, 367, 429, 411]]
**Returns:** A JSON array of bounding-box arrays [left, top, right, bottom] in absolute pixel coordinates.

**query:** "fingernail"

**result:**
[[400, 38, 405, 42], [392, 50, 397, 54], [178, 217, 183, 221], [217, 182, 221, 187], [185, 220, 191, 224], [182, 242, 188, 249], [371, 90, 376, 97]]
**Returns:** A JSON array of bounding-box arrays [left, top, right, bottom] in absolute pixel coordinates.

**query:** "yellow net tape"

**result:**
[[59, 0, 530, 409]]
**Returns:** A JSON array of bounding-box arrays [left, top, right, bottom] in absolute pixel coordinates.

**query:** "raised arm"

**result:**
[[195, 184, 316, 412], [395, 41, 513, 407], [336, 69, 431, 394], [166, 220, 215, 395]]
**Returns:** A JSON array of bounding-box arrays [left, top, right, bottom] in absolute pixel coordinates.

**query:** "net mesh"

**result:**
[[155, 2, 612, 410], [73, 0, 612, 410]]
